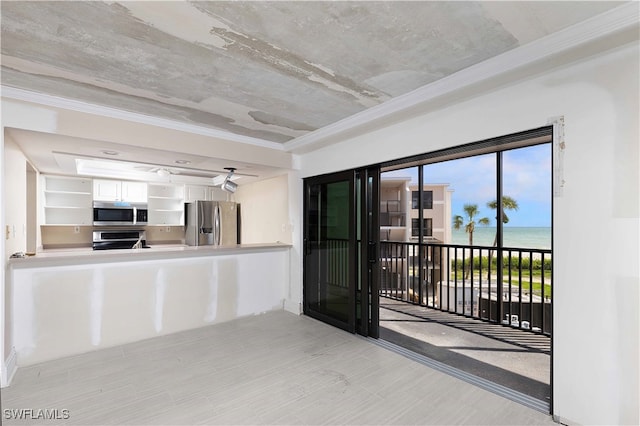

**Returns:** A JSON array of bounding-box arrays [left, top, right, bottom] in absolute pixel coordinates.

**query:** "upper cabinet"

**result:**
[[121, 181, 147, 202], [209, 186, 228, 201], [147, 183, 184, 225], [43, 176, 93, 225], [185, 184, 227, 202], [184, 185, 208, 202], [93, 179, 119, 201], [93, 179, 147, 202], [41, 178, 221, 226]]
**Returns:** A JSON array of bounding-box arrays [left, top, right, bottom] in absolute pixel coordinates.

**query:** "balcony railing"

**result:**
[[380, 241, 552, 335]]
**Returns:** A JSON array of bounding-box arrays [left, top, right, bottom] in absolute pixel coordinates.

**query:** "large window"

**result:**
[[412, 190, 433, 209], [411, 218, 432, 237]]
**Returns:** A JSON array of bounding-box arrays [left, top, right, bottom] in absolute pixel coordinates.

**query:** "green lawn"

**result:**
[[448, 270, 552, 299]]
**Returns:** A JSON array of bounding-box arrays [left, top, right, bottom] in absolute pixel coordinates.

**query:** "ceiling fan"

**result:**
[[144, 166, 180, 177]]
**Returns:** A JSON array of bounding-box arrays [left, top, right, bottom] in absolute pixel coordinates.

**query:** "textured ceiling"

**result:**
[[1, 1, 622, 145]]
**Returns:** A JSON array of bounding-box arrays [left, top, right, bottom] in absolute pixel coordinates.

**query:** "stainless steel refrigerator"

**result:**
[[185, 201, 239, 246]]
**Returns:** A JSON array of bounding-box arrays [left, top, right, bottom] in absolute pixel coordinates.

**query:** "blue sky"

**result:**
[[383, 144, 552, 227]]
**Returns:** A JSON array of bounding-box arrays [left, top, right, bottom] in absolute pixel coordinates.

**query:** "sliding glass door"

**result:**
[[304, 171, 356, 332], [303, 167, 380, 336]]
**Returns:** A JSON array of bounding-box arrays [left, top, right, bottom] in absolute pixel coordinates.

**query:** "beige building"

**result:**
[[380, 177, 453, 244], [380, 177, 453, 305]]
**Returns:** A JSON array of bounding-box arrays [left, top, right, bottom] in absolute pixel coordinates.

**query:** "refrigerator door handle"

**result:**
[[199, 201, 204, 230], [214, 204, 221, 246]]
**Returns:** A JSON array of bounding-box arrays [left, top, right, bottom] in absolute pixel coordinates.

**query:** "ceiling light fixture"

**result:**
[[221, 167, 237, 193], [101, 150, 119, 156], [175, 160, 191, 165]]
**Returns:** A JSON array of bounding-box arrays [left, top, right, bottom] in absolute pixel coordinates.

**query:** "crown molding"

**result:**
[[284, 2, 640, 154], [0, 86, 286, 151]]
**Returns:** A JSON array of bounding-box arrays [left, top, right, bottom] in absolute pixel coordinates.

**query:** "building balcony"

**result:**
[[380, 241, 552, 335]]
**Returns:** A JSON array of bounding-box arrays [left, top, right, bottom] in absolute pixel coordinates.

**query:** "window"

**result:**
[[411, 190, 433, 209], [411, 218, 432, 237]]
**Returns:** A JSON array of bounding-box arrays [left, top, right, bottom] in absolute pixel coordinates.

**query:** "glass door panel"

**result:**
[[304, 172, 355, 332]]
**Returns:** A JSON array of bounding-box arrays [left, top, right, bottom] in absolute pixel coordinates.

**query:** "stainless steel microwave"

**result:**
[[93, 201, 148, 226]]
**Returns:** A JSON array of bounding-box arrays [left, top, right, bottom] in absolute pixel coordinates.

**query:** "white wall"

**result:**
[[233, 171, 303, 314], [1, 100, 63, 383], [4, 136, 28, 261], [10, 249, 289, 366], [233, 171, 304, 315], [0, 128, 5, 385], [286, 169, 303, 314], [299, 43, 639, 425], [234, 173, 292, 244], [2, 134, 29, 382]]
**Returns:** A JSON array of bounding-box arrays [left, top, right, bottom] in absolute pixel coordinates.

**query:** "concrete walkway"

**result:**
[[379, 298, 551, 404]]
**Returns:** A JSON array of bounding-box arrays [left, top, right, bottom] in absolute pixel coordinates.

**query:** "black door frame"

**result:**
[[303, 170, 357, 333], [303, 167, 381, 337], [357, 167, 380, 338]]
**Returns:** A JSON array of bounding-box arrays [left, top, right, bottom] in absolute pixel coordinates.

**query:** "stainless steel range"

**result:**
[[92, 229, 148, 250]]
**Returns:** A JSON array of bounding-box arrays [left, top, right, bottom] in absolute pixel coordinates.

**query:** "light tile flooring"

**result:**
[[1, 311, 555, 425]]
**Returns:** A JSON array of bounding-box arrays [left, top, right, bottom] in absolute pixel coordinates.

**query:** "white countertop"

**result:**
[[8, 242, 292, 268]]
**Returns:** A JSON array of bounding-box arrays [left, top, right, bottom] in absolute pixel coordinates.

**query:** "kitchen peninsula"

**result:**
[[7, 242, 292, 367]]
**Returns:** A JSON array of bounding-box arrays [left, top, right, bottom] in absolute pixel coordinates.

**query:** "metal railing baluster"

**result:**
[[378, 241, 551, 336]]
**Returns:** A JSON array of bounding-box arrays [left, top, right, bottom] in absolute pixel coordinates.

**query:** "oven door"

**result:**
[[92, 230, 146, 250], [92, 240, 139, 250]]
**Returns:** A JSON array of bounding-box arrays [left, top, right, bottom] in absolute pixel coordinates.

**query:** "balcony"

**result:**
[[379, 240, 552, 405], [380, 241, 552, 335], [379, 199, 406, 227]]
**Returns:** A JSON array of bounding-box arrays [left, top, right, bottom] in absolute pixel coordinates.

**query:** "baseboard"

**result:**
[[2, 346, 18, 387], [283, 299, 302, 315], [552, 415, 576, 425]]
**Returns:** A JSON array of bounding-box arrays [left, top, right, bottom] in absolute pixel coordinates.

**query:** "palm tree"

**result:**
[[486, 196, 519, 278], [487, 196, 519, 246], [453, 204, 490, 278]]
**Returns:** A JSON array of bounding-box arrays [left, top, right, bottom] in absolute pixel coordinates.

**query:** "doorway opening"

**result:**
[[302, 126, 554, 412], [378, 130, 553, 409]]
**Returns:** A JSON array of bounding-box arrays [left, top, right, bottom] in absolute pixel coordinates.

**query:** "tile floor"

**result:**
[[1, 311, 555, 425]]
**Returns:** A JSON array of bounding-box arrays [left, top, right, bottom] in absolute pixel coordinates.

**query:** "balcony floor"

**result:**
[[380, 297, 551, 405], [1, 310, 554, 425]]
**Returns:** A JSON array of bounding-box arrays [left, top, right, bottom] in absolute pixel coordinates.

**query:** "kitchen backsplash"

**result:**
[[144, 226, 185, 244], [41, 225, 185, 249], [41, 226, 93, 249]]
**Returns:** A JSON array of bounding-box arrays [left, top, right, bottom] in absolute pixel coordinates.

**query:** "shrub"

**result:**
[[450, 255, 551, 272]]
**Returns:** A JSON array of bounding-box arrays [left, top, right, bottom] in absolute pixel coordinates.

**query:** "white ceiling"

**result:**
[[0, 1, 630, 183]]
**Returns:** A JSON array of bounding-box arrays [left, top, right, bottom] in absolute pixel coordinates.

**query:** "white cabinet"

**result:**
[[43, 176, 93, 225], [93, 179, 120, 201], [208, 186, 228, 201], [121, 181, 148, 202], [185, 185, 227, 202], [93, 179, 147, 202], [184, 185, 208, 202], [147, 183, 184, 225]]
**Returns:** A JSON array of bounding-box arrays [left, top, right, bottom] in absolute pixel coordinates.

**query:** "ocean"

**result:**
[[451, 226, 551, 250]]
